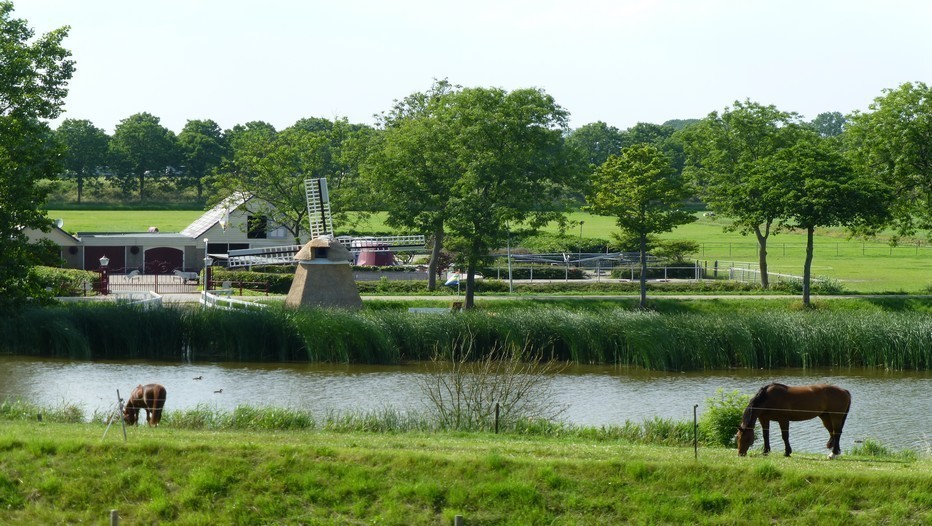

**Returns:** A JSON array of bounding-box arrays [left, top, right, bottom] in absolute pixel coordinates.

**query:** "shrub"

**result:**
[[33, 266, 97, 297], [699, 389, 750, 447]]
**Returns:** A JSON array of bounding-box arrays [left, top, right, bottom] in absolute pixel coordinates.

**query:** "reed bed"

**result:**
[[2, 304, 931, 370]]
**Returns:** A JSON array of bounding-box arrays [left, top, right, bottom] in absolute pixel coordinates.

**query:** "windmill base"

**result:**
[[285, 262, 363, 310]]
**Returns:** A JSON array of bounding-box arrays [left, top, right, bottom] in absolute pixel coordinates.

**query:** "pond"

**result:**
[[1, 356, 929, 452]]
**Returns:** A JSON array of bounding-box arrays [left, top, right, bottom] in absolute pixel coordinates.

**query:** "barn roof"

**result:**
[[180, 192, 251, 239]]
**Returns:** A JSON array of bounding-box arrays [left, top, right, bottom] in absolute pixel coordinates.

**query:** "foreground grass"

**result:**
[[1, 421, 929, 525]]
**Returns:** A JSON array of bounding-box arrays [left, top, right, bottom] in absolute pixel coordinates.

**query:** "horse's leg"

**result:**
[[822, 414, 844, 458], [819, 415, 837, 454], [778, 420, 792, 457], [760, 418, 771, 455]]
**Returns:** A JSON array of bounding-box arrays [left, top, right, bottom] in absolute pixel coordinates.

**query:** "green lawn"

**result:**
[[48, 209, 205, 233], [0, 420, 929, 525]]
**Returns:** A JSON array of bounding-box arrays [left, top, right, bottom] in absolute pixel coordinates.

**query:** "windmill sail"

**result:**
[[223, 177, 426, 268], [306, 178, 334, 239]]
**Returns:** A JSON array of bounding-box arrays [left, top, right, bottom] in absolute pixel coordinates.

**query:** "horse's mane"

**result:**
[[741, 384, 778, 428]]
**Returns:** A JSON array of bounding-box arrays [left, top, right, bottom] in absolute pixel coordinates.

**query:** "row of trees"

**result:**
[[4, 3, 931, 310], [45, 82, 932, 310]]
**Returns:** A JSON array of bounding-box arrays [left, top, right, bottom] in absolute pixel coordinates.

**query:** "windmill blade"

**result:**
[[305, 178, 334, 239], [338, 235, 426, 252], [227, 245, 303, 267]]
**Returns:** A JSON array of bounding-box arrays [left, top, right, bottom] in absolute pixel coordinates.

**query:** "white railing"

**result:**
[[113, 291, 163, 310], [199, 290, 268, 311], [727, 266, 817, 284]]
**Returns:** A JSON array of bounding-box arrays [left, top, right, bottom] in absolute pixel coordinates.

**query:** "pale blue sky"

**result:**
[[15, 0, 932, 134]]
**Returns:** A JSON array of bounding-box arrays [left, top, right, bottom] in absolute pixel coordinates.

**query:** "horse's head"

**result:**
[[123, 406, 138, 425], [736, 425, 755, 456]]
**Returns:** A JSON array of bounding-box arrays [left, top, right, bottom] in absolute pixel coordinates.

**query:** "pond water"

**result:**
[[1, 356, 929, 453]]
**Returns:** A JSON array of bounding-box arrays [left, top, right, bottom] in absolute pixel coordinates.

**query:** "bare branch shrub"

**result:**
[[418, 336, 568, 431]]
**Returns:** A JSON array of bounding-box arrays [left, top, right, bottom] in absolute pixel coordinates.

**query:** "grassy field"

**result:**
[[0, 420, 929, 525], [47, 209, 932, 293]]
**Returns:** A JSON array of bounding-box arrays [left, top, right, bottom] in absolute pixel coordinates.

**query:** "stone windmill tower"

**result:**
[[284, 179, 363, 310]]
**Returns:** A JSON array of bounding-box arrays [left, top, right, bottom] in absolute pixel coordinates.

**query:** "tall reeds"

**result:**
[[2, 304, 930, 370]]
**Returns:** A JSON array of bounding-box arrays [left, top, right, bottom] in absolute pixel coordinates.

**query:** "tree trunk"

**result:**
[[427, 227, 443, 291], [803, 226, 814, 307], [754, 223, 771, 289], [138, 172, 146, 201], [639, 232, 648, 309], [464, 257, 476, 310], [77, 175, 84, 205]]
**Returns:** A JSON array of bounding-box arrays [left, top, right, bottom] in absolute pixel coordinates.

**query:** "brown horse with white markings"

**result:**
[[123, 384, 167, 426], [736, 383, 850, 458]]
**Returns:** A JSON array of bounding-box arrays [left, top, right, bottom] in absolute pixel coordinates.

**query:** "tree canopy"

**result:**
[[109, 112, 179, 200], [773, 133, 890, 305], [0, 2, 74, 310], [588, 144, 694, 308], [846, 81, 932, 237], [55, 118, 109, 204], [365, 83, 581, 307], [683, 100, 806, 288]]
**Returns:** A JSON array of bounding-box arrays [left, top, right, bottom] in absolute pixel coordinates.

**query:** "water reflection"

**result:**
[[1, 356, 929, 452]]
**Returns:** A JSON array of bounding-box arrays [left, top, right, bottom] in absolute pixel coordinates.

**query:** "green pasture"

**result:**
[[48, 210, 204, 233], [0, 419, 928, 525], [47, 210, 932, 293]]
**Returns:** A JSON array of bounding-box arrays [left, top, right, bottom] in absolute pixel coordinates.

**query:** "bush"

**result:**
[[699, 389, 750, 447], [33, 266, 97, 297]]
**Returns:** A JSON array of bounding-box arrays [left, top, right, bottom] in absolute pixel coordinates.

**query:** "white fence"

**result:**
[[199, 290, 267, 311], [112, 291, 163, 310], [726, 265, 817, 285]]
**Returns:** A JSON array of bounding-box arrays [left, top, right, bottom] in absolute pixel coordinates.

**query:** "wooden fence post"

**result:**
[[110, 509, 119, 525]]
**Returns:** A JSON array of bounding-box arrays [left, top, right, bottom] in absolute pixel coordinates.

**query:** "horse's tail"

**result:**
[[838, 388, 852, 429]]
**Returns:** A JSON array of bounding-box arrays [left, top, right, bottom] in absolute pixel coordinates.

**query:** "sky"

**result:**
[[14, 0, 932, 134]]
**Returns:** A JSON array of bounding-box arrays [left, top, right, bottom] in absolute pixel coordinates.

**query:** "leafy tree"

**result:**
[[809, 111, 846, 138], [109, 112, 179, 200], [55, 119, 109, 204], [773, 134, 890, 305], [366, 83, 580, 306], [589, 144, 694, 308], [216, 118, 371, 242], [217, 125, 323, 241], [0, 2, 74, 310], [566, 121, 624, 171], [177, 119, 228, 201], [683, 100, 805, 288], [662, 118, 701, 131], [363, 80, 461, 290], [846, 82, 932, 237], [621, 122, 685, 175]]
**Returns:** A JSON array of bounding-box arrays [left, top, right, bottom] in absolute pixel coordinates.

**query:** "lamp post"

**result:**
[[578, 220, 584, 267], [98, 255, 110, 295], [203, 239, 211, 291]]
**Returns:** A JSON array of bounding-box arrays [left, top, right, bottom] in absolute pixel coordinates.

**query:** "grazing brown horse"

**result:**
[[736, 383, 850, 458], [123, 384, 167, 426]]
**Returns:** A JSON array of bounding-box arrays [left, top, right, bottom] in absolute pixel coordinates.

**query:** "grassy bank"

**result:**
[[1, 419, 929, 525], [3, 300, 932, 370]]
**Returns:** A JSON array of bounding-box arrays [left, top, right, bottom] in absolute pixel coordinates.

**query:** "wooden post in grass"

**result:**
[[110, 509, 119, 525], [454, 515, 464, 526], [693, 404, 699, 460]]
